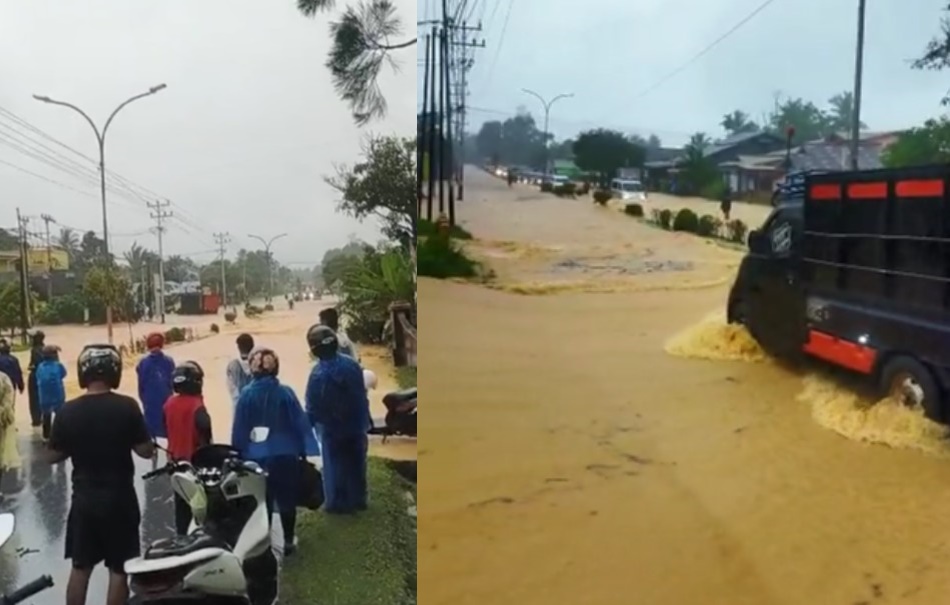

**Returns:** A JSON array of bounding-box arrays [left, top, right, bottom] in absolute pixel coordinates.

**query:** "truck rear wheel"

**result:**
[[879, 355, 943, 422]]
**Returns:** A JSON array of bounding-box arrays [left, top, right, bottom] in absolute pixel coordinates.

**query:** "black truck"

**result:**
[[727, 165, 950, 421]]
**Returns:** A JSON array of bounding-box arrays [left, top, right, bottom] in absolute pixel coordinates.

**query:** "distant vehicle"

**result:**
[[611, 178, 647, 201], [543, 174, 570, 186], [728, 165, 950, 422]]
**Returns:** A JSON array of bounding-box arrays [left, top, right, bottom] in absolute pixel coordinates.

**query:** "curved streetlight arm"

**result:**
[[31, 95, 102, 143], [548, 92, 574, 109], [247, 232, 288, 251], [102, 84, 167, 142]]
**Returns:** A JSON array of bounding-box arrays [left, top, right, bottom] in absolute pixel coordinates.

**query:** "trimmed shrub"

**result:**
[[624, 203, 644, 217], [577, 182, 591, 195], [418, 234, 477, 279], [659, 208, 673, 230], [673, 208, 700, 232], [165, 327, 186, 343], [726, 219, 749, 243], [697, 214, 723, 237], [35, 294, 85, 325], [224, 310, 237, 323], [210, 323, 220, 334], [540, 182, 554, 193], [592, 189, 612, 204], [264, 303, 275, 312]]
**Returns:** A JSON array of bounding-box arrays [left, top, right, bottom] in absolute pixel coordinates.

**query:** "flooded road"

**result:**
[[2, 300, 413, 602], [420, 169, 950, 605]]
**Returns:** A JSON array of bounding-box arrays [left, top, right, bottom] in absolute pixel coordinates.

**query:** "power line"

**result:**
[[604, 0, 781, 111], [480, 0, 515, 91]]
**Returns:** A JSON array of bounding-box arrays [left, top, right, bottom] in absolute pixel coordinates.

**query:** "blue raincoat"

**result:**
[[305, 354, 370, 513], [232, 377, 319, 512], [136, 350, 175, 439], [35, 360, 67, 413]]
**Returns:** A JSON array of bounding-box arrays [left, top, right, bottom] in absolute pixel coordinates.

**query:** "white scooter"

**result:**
[[0, 514, 54, 604], [125, 444, 279, 604]]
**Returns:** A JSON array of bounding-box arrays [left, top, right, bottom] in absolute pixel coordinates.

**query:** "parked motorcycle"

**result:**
[[125, 444, 279, 605], [369, 387, 417, 441], [0, 514, 54, 604]]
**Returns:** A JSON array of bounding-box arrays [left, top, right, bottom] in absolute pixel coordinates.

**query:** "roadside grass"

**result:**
[[395, 366, 417, 389], [280, 457, 417, 605]]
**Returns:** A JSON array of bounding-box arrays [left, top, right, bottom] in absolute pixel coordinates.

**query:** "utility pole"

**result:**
[[213, 232, 231, 307], [451, 22, 484, 202], [39, 213, 55, 301], [15, 209, 31, 345], [521, 89, 575, 178], [147, 199, 172, 324], [849, 0, 867, 171]]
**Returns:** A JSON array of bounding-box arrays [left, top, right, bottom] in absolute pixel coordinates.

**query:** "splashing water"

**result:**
[[665, 312, 950, 455], [664, 312, 767, 363]]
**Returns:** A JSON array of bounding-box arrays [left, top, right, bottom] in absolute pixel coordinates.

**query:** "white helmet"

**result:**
[[363, 369, 378, 391]]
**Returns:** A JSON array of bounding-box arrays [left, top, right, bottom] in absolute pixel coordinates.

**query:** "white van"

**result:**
[[611, 178, 646, 201]]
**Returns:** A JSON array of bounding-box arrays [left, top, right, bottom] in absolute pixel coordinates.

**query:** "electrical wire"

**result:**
[[480, 0, 515, 91], [601, 0, 781, 111]]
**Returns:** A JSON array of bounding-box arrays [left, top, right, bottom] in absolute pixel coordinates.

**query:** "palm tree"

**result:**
[[123, 242, 149, 279], [297, 0, 416, 125], [720, 110, 759, 136], [826, 92, 866, 134], [56, 227, 79, 261]]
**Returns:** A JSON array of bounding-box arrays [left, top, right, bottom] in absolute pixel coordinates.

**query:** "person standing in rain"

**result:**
[[0, 370, 17, 499], [0, 339, 24, 402], [46, 344, 156, 605], [27, 330, 46, 432], [231, 347, 318, 556], [225, 333, 255, 407], [136, 333, 175, 442], [318, 307, 358, 361], [305, 324, 371, 514], [35, 345, 67, 442]]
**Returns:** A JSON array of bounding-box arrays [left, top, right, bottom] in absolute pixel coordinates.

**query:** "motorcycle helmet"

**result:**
[[77, 344, 123, 390], [248, 347, 280, 378], [172, 361, 205, 396], [306, 324, 338, 360]]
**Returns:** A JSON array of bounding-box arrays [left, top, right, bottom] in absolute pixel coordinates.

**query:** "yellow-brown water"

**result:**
[[422, 169, 950, 605]]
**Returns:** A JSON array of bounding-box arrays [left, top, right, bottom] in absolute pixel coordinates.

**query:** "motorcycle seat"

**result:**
[[383, 388, 417, 406], [145, 531, 229, 560]]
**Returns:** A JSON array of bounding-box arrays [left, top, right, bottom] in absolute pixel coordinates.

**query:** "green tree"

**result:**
[[83, 265, 130, 311], [914, 4, 950, 104], [298, 0, 416, 125], [720, 110, 759, 136], [474, 111, 547, 168], [0, 283, 20, 337], [646, 134, 662, 149], [321, 242, 365, 289], [325, 136, 415, 245], [475, 120, 503, 162], [56, 227, 79, 261], [572, 129, 646, 184], [825, 91, 866, 133], [768, 97, 829, 143], [337, 245, 413, 343], [163, 255, 199, 283], [881, 117, 950, 167], [678, 134, 718, 194]]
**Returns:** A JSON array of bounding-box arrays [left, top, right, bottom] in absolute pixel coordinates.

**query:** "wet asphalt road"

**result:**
[[0, 435, 178, 604]]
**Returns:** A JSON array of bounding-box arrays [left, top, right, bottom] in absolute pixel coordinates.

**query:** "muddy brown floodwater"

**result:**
[[421, 169, 950, 605]]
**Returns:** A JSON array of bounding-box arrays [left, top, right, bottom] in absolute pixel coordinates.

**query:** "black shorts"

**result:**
[[65, 500, 141, 573]]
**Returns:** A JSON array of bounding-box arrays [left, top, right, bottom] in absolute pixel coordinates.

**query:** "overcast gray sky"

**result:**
[[444, 0, 950, 147], [0, 0, 416, 269]]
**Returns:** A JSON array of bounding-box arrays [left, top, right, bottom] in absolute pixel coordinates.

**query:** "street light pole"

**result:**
[[849, 0, 866, 171], [247, 233, 288, 302], [521, 89, 574, 178], [33, 84, 167, 343]]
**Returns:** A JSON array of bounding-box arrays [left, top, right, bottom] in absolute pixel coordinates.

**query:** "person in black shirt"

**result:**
[[46, 344, 156, 605]]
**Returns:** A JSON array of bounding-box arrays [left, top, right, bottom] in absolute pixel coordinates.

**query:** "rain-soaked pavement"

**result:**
[[0, 436, 179, 603]]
